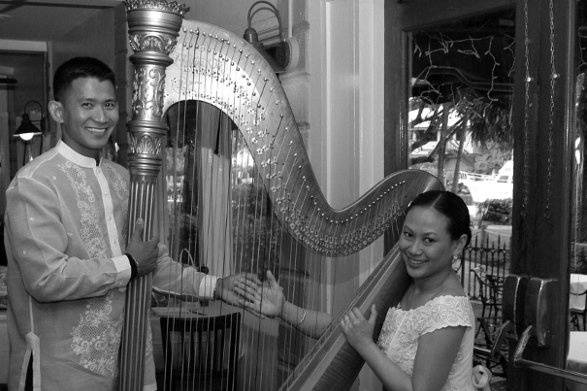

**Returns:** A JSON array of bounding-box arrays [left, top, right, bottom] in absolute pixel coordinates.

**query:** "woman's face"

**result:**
[[399, 205, 465, 280]]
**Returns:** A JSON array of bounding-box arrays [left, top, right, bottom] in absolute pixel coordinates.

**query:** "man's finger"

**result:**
[[266, 270, 278, 286], [132, 218, 144, 241], [237, 276, 261, 292], [233, 285, 260, 301], [242, 272, 262, 284]]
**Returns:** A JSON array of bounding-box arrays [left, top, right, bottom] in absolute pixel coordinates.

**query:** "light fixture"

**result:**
[[243, 1, 296, 74], [13, 100, 44, 164]]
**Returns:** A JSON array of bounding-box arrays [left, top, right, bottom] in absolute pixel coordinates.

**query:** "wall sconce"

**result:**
[[243, 1, 298, 74], [13, 100, 44, 165]]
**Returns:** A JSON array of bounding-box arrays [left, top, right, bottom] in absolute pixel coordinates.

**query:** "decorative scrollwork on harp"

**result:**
[[119, 1, 188, 390]]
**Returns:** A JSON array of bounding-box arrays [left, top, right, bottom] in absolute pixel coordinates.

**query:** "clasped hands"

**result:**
[[125, 219, 377, 344], [124, 219, 272, 307], [232, 270, 285, 317]]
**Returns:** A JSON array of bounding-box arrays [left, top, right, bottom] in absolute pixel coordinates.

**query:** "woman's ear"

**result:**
[[454, 233, 468, 256], [48, 100, 64, 123]]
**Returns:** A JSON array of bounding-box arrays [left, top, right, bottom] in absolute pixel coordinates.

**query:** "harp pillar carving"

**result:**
[[120, 1, 187, 390]]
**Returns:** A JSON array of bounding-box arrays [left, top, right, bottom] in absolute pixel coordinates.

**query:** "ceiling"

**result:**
[[0, 1, 114, 42]]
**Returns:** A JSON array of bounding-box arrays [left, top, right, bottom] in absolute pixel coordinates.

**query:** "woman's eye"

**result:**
[[105, 102, 117, 110]]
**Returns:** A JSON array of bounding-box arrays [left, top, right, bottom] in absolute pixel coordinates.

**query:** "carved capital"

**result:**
[[124, 0, 188, 17], [129, 32, 178, 55], [128, 131, 165, 158]]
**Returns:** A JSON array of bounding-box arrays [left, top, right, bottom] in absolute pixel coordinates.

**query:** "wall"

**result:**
[[50, 7, 121, 149], [51, 8, 115, 73], [0, 49, 47, 185]]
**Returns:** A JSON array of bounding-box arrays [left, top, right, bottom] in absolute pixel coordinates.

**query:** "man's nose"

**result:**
[[92, 106, 108, 122]]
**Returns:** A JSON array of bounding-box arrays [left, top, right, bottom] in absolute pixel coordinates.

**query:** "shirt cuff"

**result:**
[[198, 275, 220, 299], [112, 255, 132, 286]]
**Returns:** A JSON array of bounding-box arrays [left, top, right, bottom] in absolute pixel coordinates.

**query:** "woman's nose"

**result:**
[[407, 240, 423, 254]]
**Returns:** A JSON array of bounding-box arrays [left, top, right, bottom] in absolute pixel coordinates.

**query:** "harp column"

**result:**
[[120, 1, 187, 390]]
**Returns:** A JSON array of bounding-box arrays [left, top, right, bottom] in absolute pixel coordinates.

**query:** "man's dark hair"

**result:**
[[53, 57, 116, 101]]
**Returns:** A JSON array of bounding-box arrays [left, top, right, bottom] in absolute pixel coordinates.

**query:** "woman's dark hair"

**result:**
[[407, 190, 472, 247], [53, 57, 116, 102]]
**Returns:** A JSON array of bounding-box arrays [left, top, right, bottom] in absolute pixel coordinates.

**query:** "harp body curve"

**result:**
[[163, 20, 441, 257]]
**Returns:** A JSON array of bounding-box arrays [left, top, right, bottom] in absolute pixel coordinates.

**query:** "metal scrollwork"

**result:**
[[124, 0, 188, 16], [129, 33, 178, 54], [131, 67, 166, 119], [128, 133, 164, 157], [119, 2, 188, 386]]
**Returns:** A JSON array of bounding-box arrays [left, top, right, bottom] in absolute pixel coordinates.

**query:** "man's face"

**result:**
[[53, 77, 119, 159]]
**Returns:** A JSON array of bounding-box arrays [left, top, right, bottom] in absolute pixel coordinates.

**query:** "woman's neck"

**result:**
[[410, 268, 454, 304]]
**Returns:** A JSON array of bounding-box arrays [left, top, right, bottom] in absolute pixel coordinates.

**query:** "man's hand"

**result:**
[[125, 218, 159, 278], [233, 270, 285, 317], [214, 273, 262, 306]]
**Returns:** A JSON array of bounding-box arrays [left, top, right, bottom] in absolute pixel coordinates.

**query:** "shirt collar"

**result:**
[[55, 140, 101, 168]]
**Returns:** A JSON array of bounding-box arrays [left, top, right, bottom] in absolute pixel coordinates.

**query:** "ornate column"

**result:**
[[120, 1, 187, 389]]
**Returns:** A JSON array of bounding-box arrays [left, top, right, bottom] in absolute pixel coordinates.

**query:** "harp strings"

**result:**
[[160, 24, 393, 389]]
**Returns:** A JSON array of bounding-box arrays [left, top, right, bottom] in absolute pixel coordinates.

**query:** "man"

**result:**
[[4, 57, 255, 390]]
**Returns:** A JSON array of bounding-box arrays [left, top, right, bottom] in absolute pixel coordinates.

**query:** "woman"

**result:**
[[341, 190, 475, 390], [236, 190, 475, 390]]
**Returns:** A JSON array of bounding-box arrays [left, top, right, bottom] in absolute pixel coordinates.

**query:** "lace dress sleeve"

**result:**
[[418, 296, 475, 336]]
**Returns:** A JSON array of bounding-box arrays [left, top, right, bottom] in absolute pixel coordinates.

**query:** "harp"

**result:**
[[119, 1, 442, 390]]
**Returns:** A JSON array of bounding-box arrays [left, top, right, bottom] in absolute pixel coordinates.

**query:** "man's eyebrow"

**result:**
[[79, 97, 118, 101]]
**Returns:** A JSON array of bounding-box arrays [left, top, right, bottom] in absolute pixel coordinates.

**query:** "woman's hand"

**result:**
[[340, 304, 377, 351], [233, 270, 285, 317]]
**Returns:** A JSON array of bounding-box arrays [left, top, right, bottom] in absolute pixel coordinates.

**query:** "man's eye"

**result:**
[[105, 102, 117, 110], [82, 102, 93, 109], [424, 238, 435, 244]]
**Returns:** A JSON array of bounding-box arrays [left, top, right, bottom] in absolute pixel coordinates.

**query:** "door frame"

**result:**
[[384, 1, 577, 390]]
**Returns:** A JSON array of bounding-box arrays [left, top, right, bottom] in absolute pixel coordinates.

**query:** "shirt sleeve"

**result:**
[[113, 255, 132, 285], [152, 244, 219, 300], [420, 297, 474, 336], [5, 176, 131, 302]]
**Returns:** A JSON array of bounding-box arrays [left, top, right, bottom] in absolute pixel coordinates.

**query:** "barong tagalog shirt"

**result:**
[[4, 141, 218, 391]]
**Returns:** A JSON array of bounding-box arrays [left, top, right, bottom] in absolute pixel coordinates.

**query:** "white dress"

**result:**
[[377, 295, 476, 391]]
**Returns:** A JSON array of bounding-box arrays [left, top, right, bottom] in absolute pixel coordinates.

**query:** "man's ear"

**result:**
[[48, 100, 64, 123]]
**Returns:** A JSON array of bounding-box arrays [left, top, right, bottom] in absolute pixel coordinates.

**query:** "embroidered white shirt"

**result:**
[[5, 141, 218, 391]]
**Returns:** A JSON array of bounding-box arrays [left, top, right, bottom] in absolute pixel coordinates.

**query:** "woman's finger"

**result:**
[[351, 307, 363, 320]]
